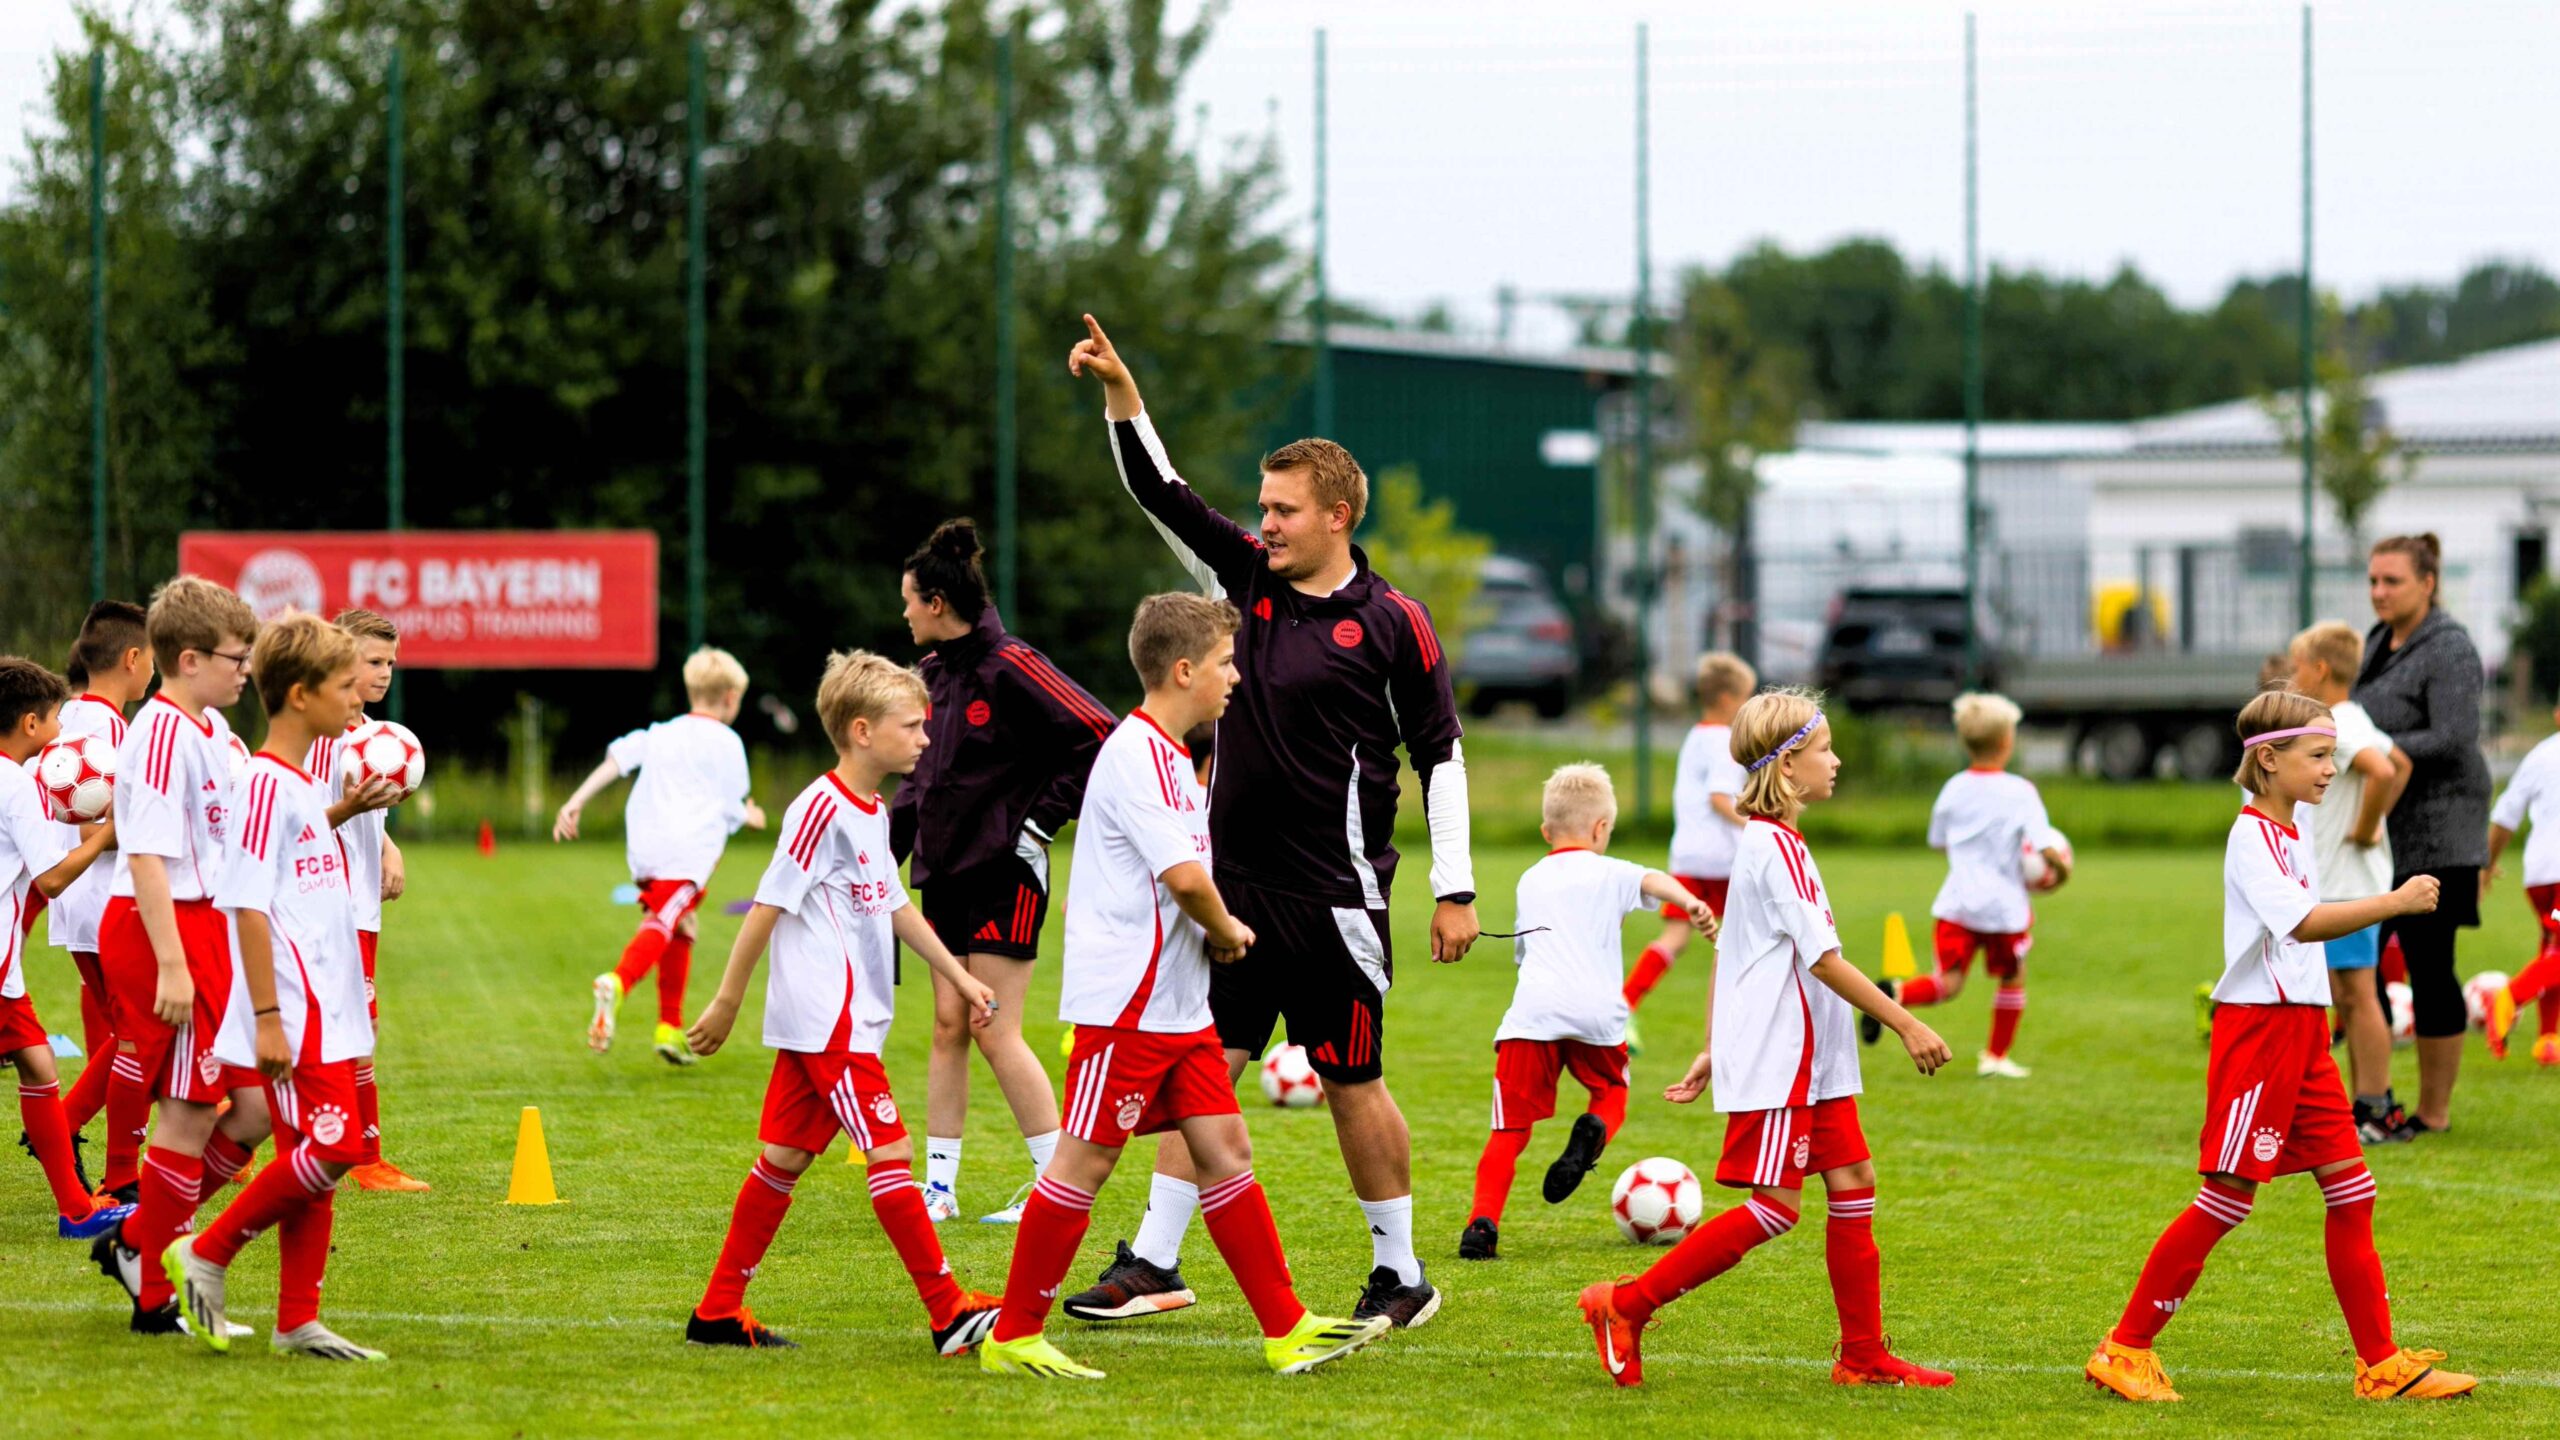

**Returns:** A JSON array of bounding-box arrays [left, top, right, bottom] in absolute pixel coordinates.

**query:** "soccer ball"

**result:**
[[35, 734, 116, 823], [340, 719, 426, 800], [2385, 981, 2416, 1043], [2020, 826, 2074, 889], [1259, 1044, 1323, 1108], [1610, 1157, 1703, 1245], [2464, 971, 2511, 1032]]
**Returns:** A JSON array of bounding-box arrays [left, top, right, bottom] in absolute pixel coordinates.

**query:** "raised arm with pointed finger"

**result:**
[[1072, 313, 1265, 598]]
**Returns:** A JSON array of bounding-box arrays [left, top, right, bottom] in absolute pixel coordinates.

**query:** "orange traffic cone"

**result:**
[[478, 819, 497, 857]]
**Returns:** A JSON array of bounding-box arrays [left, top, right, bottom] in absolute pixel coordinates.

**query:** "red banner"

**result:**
[[176, 531, 660, 669]]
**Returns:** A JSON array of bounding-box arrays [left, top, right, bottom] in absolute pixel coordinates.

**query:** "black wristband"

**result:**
[[254, 1006, 280, 1017], [1439, 891, 1476, 907]]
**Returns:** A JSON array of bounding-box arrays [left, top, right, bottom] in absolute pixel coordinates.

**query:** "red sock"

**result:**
[[2319, 1163, 2395, 1365], [1900, 972, 1946, 1007], [1200, 1169, 1305, 1338], [1987, 985, 2026, 1058], [2540, 990, 2559, 1040], [1623, 945, 1675, 1009], [1824, 1186, 1884, 1364], [275, 1187, 335, 1332], [1618, 1194, 1797, 1323], [71, 952, 111, 1056], [699, 1156, 798, 1317], [202, 1129, 256, 1193], [196, 1144, 333, 1266], [100, 1054, 151, 1192], [62, 1049, 110, 1134], [658, 936, 694, 1028], [17, 1080, 93, 1218], [613, 919, 672, 993], [2111, 1181, 2252, 1348], [124, 1145, 206, 1310], [1588, 1086, 1629, 1142], [356, 1061, 381, 1154], [2509, 952, 2560, 1007], [994, 1174, 1097, 1342], [1470, 1130, 1531, 1224], [865, 1159, 964, 1326]]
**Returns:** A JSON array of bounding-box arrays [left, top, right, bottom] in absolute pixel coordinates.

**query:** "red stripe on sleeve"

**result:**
[[1384, 589, 1443, 670], [1000, 648, 1113, 739]]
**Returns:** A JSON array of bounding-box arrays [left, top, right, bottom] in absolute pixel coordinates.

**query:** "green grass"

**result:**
[[6, 838, 2558, 1437]]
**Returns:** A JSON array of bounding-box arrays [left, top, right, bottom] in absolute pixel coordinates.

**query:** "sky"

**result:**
[[5, 1, 2554, 348]]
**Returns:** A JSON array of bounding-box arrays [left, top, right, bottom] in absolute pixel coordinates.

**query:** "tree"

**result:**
[[1356, 466, 1489, 664], [2262, 297, 2415, 555], [1672, 267, 1807, 657]]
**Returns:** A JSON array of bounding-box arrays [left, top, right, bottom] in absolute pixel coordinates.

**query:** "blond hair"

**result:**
[[816, 650, 926, 750], [334, 607, 401, 644], [1260, 437, 1369, 529], [1950, 691, 2023, 760], [146, 575, 258, 675], [1732, 687, 1826, 820], [2233, 687, 2333, 794], [250, 612, 358, 714], [1541, 762, 1619, 836], [1696, 651, 1756, 708], [683, 646, 749, 705], [2289, 620, 2362, 685], [1129, 592, 1240, 690]]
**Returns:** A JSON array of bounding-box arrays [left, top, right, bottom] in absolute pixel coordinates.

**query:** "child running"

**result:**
[[2481, 697, 2560, 1064], [2086, 688, 2475, 1403], [1869, 692, 2066, 1078], [1578, 688, 1955, 1390], [1622, 653, 1752, 1051], [1460, 762, 1715, 1261], [680, 651, 1003, 1353]]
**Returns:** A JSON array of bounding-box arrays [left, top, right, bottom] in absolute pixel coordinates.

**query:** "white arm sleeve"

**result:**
[[1425, 741, 1475, 900]]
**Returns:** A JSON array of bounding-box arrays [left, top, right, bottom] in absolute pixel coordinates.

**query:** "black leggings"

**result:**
[[2382, 866, 2479, 1039]]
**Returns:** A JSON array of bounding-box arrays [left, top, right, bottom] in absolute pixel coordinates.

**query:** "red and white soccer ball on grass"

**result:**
[[340, 720, 427, 801], [35, 734, 117, 823], [2464, 971, 2511, 1032], [1611, 1157, 1704, 1245], [1259, 1043, 1323, 1108], [2019, 825, 2075, 890]]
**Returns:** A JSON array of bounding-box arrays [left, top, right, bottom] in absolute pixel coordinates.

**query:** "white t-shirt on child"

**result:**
[[1494, 847, 1651, 1046]]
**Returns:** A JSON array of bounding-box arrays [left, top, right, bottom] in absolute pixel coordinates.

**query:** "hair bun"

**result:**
[[2417, 532, 2442, 561], [929, 518, 983, 563]]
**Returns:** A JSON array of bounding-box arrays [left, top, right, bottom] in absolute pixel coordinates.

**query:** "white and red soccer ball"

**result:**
[[2386, 981, 2416, 1043], [1611, 1157, 1703, 1245], [1259, 1044, 1323, 1108], [2019, 826, 2074, 890], [340, 719, 426, 801], [35, 734, 117, 823], [2464, 970, 2511, 1032]]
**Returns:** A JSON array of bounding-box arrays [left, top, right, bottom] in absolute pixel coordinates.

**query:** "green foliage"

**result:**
[[2262, 296, 2417, 546], [2511, 577, 2560, 705], [1357, 465, 1491, 664]]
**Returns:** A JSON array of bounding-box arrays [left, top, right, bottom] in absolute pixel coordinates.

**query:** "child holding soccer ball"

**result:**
[[1578, 688, 1954, 1390], [2086, 688, 2475, 1403]]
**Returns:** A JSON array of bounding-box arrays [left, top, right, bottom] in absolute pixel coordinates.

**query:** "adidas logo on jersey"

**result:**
[[975, 922, 1004, 942], [297, 824, 319, 843]]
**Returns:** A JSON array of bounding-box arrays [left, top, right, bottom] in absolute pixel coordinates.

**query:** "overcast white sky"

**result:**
[[7, 1, 2555, 346]]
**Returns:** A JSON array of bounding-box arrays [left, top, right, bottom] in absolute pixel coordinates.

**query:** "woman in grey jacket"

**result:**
[[2354, 533, 2491, 1136]]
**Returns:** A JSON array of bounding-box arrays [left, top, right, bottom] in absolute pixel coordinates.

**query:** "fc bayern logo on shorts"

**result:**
[[2250, 1125, 2284, 1163], [1116, 1095, 1145, 1131], [1791, 1133, 1812, 1170], [871, 1092, 898, 1126], [966, 700, 992, 726], [310, 1106, 347, 1146], [197, 1052, 221, 1086], [1332, 619, 1363, 648]]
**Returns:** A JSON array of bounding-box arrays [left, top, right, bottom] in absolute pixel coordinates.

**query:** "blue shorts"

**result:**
[[2327, 923, 2381, 972]]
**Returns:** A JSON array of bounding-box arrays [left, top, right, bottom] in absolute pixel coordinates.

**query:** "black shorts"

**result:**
[[1210, 873, 1391, 1084], [923, 854, 1049, 962]]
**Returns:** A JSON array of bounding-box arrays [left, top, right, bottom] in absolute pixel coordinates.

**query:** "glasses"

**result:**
[[198, 648, 253, 670]]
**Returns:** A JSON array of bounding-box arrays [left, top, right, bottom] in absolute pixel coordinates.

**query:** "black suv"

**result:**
[[1814, 586, 1974, 711]]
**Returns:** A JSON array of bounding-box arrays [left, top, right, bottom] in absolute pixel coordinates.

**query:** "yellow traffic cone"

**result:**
[[507, 1105, 559, 1205], [1880, 912, 1918, 980]]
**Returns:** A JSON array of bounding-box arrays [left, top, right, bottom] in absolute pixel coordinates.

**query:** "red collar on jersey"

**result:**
[[1748, 815, 1806, 841], [1966, 765, 2007, 774], [1130, 707, 1189, 756], [2241, 804, 2299, 839], [824, 770, 880, 813], [79, 693, 121, 710], [147, 692, 215, 735], [1544, 845, 1596, 857], [252, 750, 313, 782]]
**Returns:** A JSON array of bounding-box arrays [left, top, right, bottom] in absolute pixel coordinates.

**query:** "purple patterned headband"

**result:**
[[1746, 713, 1824, 773]]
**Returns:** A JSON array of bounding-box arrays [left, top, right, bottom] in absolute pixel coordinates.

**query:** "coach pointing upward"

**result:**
[[1064, 314, 1479, 1328]]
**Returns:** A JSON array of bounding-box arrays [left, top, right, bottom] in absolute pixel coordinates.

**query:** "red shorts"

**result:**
[[1659, 875, 1730, 922], [269, 1058, 379, 1166], [1934, 919, 2032, 979], [1062, 1024, 1238, 1147], [2197, 1004, 2361, 1183], [1489, 1037, 1628, 1131], [636, 879, 704, 935], [760, 1050, 908, 1156], [0, 993, 49, 1053], [2528, 885, 2560, 951], [359, 929, 379, 1020], [99, 895, 247, 1104], [1716, 1095, 1869, 1191]]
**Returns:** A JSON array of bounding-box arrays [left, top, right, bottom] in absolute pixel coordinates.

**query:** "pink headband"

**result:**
[[2243, 725, 2336, 748]]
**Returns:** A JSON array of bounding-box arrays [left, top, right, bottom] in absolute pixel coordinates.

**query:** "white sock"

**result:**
[[1131, 1174, 1199, 1270], [1360, 1195, 1420, 1286], [1024, 1128, 1061, 1173], [925, 1136, 961, 1195]]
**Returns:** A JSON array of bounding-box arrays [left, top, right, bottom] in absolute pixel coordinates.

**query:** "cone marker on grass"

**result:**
[[507, 1106, 559, 1205], [1881, 911, 1918, 980]]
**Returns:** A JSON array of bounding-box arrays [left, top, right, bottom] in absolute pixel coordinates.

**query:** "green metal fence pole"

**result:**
[[387, 44, 407, 728], [686, 34, 707, 656], [994, 21, 1018, 618], [2296, 3, 2315, 628], [88, 49, 107, 603], [1313, 27, 1332, 439], [1962, 13, 1982, 683], [1632, 21, 1654, 822]]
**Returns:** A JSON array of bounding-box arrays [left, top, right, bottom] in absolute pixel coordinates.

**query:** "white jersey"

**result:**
[[2309, 700, 2395, 901], [0, 760, 75, 1001], [1928, 768, 2050, 935], [2217, 807, 2329, 1007], [751, 773, 905, 1054], [305, 717, 388, 933], [1495, 848, 1650, 1046], [1059, 712, 1215, 1034], [47, 693, 126, 951], [1667, 723, 1747, 879], [109, 695, 240, 903], [1711, 818, 1859, 1113], [213, 753, 374, 1066], [2490, 731, 2560, 888], [609, 713, 751, 886]]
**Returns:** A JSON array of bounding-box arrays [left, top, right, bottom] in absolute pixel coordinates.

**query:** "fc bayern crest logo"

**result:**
[[235, 548, 326, 621], [198, 1052, 222, 1086], [1791, 1134, 1812, 1169], [1332, 619, 1363, 648], [310, 1107, 347, 1146], [1116, 1095, 1145, 1131], [2251, 1126, 2283, 1163], [966, 700, 992, 726], [871, 1092, 898, 1125]]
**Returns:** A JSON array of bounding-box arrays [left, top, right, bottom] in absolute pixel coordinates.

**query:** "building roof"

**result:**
[[1273, 322, 1669, 379], [1794, 420, 2134, 459], [2130, 336, 2560, 455]]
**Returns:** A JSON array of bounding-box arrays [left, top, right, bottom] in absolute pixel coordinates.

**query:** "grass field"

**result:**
[[6, 836, 2558, 1437]]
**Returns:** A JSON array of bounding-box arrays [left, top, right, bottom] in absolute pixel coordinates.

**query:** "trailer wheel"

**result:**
[[2171, 723, 2235, 783], [2088, 719, 2156, 782]]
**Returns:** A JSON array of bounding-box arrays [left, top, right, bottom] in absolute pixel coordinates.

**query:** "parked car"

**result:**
[[1814, 585, 1972, 711], [1459, 555, 1577, 718]]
